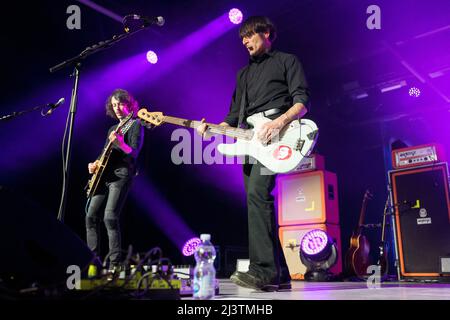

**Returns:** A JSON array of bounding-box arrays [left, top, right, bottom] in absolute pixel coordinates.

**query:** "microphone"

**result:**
[[140, 15, 165, 27], [123, 14, 165, 30], [44, 98, 65, 116]]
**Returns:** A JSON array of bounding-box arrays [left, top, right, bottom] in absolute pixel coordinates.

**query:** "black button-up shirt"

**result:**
[[100, 120, 144, 178], [224, 50, 310, 127]]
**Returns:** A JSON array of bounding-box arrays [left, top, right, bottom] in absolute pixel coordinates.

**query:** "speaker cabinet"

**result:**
[[277, 170, 339, 226], [0, 187, 94, 288], [279, 224, 342, 280], [389, 163, 450, 280]]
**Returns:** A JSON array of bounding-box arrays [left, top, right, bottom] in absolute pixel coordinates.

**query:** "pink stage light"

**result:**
[[182, 237, 202, 256], [146, 50, 158, 64], [228, 8, 243, 25], [300, 229, 329, 255], [409, 87, 421, 98]]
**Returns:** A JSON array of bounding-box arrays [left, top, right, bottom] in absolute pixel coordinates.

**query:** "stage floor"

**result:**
[[184, 279, 450, 300]]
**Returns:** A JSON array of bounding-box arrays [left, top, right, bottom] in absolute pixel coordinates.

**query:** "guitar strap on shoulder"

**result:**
[[237, 67, 250, 129]]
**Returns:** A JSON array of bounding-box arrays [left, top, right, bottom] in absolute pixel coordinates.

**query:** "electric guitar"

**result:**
[[85, 113, 135, 198], [345, 189, 373, 278], [137, 109, 319, 173]]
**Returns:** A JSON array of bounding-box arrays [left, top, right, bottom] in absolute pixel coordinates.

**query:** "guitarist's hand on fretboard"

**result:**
[[88, 160, 100, 174], [196, 118, 231, 139], [109, 131, 132, 154], [196, 118, 208, 137]]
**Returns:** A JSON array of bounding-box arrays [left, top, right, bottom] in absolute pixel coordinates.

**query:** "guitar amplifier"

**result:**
[[288, 153, 325, 174], [277, 170, 339, 226], [389, 162, 450, 280], [279, 224, 342, 280], [392, 143, 445, 169]]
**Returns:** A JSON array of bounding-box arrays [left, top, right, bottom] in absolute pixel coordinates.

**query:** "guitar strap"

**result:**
[[237, 67, 250, 129]]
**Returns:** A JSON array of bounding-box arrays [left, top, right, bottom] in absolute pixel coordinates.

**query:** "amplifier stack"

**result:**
[[389, 144, 450, 280], [277, 154, 342, 280]]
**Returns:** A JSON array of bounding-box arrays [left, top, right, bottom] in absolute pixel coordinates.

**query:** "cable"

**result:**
[[299, 120, 318, 158], [102, 248, 136, 269], [118, 247, 163, 289], [57, 108, 72, 221], [79, 269, 122, 300], [84, 197, 91, 215]]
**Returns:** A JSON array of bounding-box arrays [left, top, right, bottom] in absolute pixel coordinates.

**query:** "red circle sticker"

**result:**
[[273, 145, 292, 160]]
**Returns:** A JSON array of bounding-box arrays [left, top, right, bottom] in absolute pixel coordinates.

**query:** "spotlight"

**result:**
[[228, 8, 243, 24], [300, 229, 338, 281], [182, 237, 202, 256], [408, 87, 421, 98], [146, 50, 158, 64]]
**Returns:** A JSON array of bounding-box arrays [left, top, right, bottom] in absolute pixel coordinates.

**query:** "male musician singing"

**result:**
[[197, 16, 310, 291], [85, 89, 144, 270]]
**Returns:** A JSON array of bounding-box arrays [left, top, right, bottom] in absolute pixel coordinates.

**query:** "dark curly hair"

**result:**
[[239, 16, 277, 42], [105, 89, 139, 119]]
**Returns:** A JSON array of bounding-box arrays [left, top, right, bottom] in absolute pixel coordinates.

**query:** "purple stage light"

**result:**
[[146, 50, 158, 64], [409, 87, 421, 98], [182, 237, 202, 256], [300, 229, 329, 255], [228, 8, 243, 24]]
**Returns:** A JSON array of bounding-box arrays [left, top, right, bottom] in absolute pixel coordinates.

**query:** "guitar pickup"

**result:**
[[294, 139, 305, 151]]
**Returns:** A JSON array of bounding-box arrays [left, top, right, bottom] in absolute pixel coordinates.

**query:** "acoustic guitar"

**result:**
[[345, 189, 373, 278]]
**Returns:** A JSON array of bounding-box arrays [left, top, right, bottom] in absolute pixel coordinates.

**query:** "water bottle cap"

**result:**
[[200, 234, 211, 241]]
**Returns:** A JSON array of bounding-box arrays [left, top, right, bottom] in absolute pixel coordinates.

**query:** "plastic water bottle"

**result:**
[[193, 234, 216, 300]]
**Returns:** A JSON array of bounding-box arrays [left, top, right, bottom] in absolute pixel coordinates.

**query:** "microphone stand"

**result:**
[[50, 22, 155, 222], [0, 103, 50, 121]]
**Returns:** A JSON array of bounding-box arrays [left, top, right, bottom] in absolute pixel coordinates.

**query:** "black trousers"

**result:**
[[243, 160, 290, 283], [85, 172, 131, 266]]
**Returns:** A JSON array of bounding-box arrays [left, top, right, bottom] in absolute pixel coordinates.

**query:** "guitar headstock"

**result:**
[[138, 108, 165, 127]]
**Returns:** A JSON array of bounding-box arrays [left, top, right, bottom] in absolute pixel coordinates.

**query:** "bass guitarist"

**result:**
[[196, 16, 310, 291], [85, 89, 144, 270]]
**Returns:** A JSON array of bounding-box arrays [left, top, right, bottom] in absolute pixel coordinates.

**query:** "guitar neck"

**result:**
[[358, 202, 368, 229], [101, 142, 113, 159], [163, 116, 251, 140]]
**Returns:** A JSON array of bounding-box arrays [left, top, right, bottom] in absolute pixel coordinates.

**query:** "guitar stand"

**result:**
[[377, 193, 394, 282]]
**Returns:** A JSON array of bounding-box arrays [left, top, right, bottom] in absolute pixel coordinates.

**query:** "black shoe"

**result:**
[[277, 281, 292, 290], [260, 281, 292, 292], [230, 271, 265, 290], [230, 271, 292, 291], [277, 274, 292, 291], [261, 272, 292, 291]]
